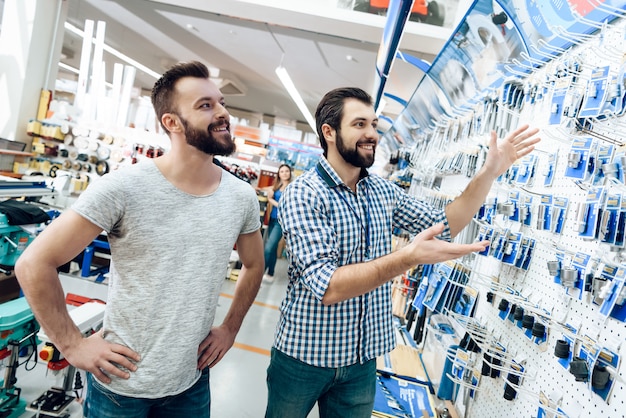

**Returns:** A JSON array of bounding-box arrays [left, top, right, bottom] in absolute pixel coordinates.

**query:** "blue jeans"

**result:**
[[83, 368, 210, 418], [265, 348, 376, 418], [264, 218, 283, 276]]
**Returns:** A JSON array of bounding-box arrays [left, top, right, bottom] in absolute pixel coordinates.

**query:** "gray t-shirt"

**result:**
[[72, 160, 261, 398]]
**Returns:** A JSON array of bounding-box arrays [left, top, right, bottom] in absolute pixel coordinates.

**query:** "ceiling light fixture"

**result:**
[[266, 23, 316, 133], [375, 98, 387, 116], [64, 22, 161, 79], [58, 62, 80, 74], [275, 66, 316, 132]]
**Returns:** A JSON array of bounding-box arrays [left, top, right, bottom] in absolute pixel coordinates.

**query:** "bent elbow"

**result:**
[[14, 258, 30, 289], [321, 292, 341, 306], [14, 253, 42, 289]]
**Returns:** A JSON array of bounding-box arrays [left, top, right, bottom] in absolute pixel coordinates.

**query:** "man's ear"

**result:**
[[162, 113, 182, 133], [321, 123, 335, 142]]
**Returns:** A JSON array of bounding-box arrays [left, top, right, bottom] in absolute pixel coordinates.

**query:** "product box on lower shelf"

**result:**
[[421, 314, 460, 388]]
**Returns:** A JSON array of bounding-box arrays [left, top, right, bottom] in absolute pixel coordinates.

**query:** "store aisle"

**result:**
[[210, 256, 315, 417]]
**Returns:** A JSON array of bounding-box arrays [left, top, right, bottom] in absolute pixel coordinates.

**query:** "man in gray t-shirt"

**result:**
[[16, 61, 264, 418]]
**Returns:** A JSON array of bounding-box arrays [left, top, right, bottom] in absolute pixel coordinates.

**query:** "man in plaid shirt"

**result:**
[[265, 87, 539, 417]]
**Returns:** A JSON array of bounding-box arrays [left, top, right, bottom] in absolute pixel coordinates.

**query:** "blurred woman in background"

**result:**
[[262, 164, 292, 283]]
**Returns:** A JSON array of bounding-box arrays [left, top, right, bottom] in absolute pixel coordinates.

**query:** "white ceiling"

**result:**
[[56, 0, 467, 132]]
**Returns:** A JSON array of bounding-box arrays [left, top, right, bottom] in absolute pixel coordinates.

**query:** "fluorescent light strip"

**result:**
[[58, 62, 80, 74], [57, 61, 114, 89], [64, 22, 161, 79], [275, 66, 316, 133], [58, 61, 115, 91], [66, 22, 315, 131], [375, 98, 387, 116]]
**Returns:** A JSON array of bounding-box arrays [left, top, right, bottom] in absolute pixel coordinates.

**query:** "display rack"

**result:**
[[381, 1, 626, 417], [0, 177, 55, 198]]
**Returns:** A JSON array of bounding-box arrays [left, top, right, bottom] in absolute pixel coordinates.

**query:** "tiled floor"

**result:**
[[11, 257, 323, 417], [210, 258, 321, 417]]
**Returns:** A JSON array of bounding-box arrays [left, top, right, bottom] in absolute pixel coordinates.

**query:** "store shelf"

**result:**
[[0, 150, 34, 157], [0, 171, 23, 179], [0, 177, 55, 198]]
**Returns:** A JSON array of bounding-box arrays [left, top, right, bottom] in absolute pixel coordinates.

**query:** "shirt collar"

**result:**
[[316, 156, 369, 188]]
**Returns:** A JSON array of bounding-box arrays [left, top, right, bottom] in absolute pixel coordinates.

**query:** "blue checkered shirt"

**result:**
[[275, 157, 450, 367]]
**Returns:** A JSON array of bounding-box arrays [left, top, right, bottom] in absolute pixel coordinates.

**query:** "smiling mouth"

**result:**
[[210, 120, 230, 133], [358, 143, 375, 152], [211, 125, 229, 133]]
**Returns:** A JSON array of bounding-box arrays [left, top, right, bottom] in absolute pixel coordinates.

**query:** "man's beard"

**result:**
[[336, 130, 375, 168], [180, 117, 236, 156]]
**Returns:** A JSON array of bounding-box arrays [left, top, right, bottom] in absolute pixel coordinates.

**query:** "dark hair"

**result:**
[[151, 61, 210, 134], [273, 164, 292, 191], [314, 87, 373, 156]]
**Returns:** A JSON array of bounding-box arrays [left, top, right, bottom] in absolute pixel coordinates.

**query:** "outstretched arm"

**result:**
[[445, 125, 540, 237], [323, 125, 540, 305], [322, 223, 489, 305]]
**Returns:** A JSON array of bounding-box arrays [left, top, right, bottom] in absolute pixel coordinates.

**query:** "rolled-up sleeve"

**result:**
[[279, 181, 338, 301], [392, 187, 451, 241]]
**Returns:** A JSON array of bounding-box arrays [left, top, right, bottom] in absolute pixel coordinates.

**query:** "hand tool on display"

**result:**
[[0, 297, 39, 418], [0, 215, 33, 276], [410, 264, 433, 345], [405, 305, 417, 333], [26, 302, 105, 418], [402, 266, 423, 333], [412, 305, 427, 344]]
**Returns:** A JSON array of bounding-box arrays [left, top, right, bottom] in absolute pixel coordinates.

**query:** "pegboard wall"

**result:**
[[391, 6, 626, 418]]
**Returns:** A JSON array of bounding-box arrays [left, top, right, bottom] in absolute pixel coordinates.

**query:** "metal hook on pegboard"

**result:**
[[588, 43, 622, 65], [528, 43, 563, 62], [502, 378, 569, 416], [537, 39, 570, 56], [593, 118, 626, 141], [495, 101, 525, 121], [551, 25, 599, 46], [517, 55, 551, 75], [466, 269, 500, 289], [443, 370, 483, 393], [539, 127, 577, 145], [578, 118, 626, 146], [481, 353, 536, 382], [503, 64, 532, 79], [447, 311, 497, 350]]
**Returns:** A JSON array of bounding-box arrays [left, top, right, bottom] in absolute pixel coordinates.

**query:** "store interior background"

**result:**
[[0, 2, 471, 417], [2, 1, 626, 417], [1, 0, 465, 153]]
